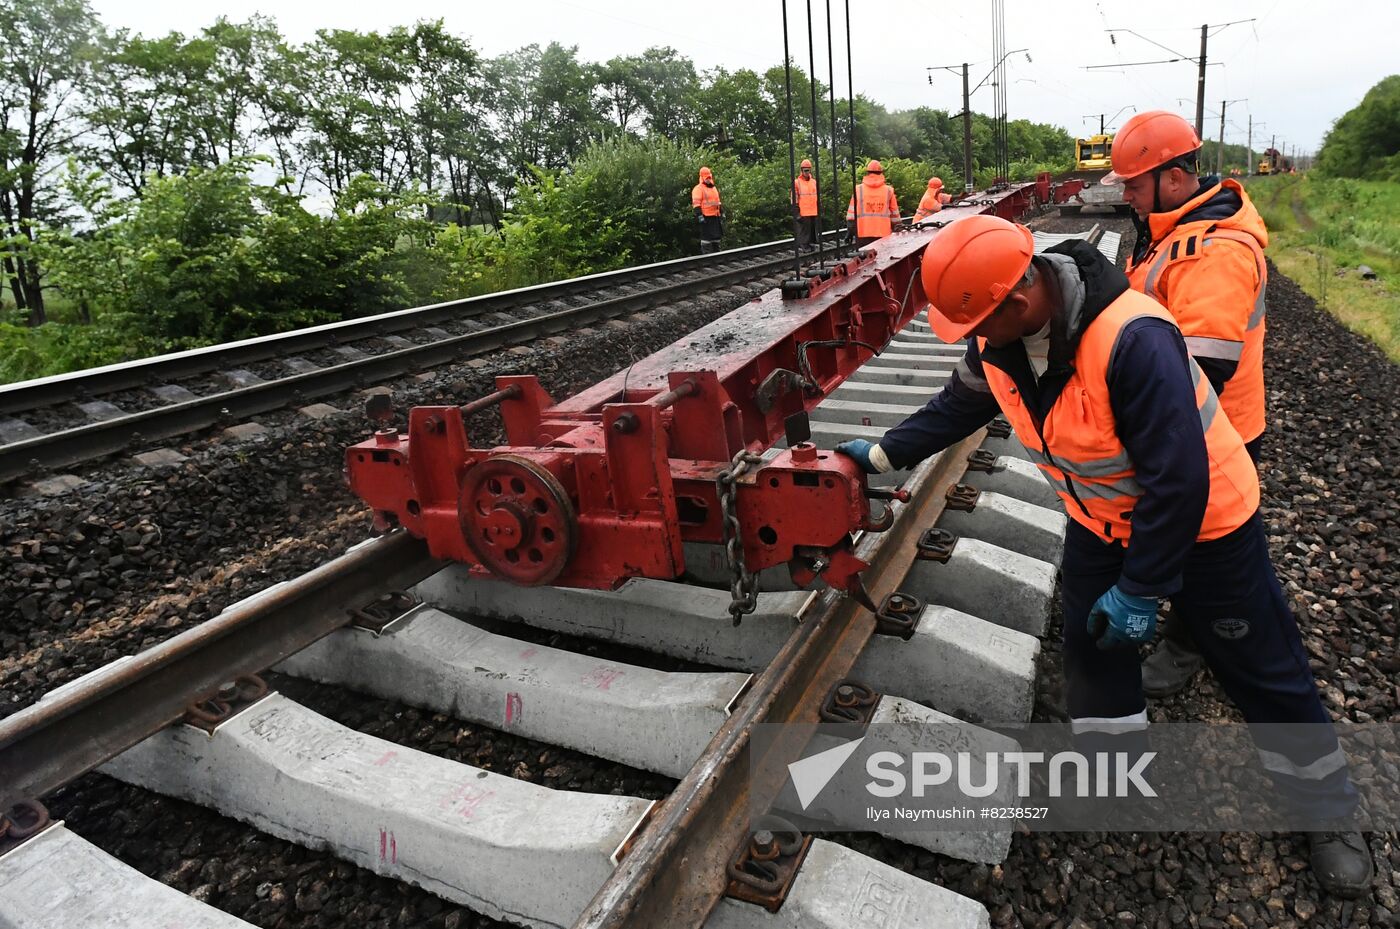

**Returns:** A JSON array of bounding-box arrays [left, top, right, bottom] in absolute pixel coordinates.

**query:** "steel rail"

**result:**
[[0, 531, 441, 810], [0, 234, 837, 418], [572, 428, 986, 929], [0, 246, 817, 485]]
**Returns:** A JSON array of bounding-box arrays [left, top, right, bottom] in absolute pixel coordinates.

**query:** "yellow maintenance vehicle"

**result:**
[[1258, 147, 1289, 175], [1075, 133, 1114, 172]]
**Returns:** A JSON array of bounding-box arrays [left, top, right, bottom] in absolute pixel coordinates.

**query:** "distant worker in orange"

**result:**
[[692, 166, 724, 254], [913, 176, 952, 223], [793, 159, 819, 252], [1107, 110, 1272, 700], [845, 160, 899, 247]]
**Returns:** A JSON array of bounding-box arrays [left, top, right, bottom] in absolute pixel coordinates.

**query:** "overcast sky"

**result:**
[[89, 0, 1398, 157]]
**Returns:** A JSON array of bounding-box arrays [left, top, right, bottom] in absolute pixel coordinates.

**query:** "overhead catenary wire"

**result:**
[[844, 0, 856, 249], [780, 1, 801, 281], [805, 0, 825, 266], [824, 0, 841, 259]]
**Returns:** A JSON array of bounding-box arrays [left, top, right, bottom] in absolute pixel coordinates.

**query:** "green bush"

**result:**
[[0, 318, 136, 382]]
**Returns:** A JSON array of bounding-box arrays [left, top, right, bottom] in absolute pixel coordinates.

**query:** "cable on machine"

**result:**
[[780, 1, 802, 285], [805, 0, 825, 267]]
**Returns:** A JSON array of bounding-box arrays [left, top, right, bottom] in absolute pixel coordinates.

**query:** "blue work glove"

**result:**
[[835, 439, 885, 474], [1087, 585, 1159, 650]]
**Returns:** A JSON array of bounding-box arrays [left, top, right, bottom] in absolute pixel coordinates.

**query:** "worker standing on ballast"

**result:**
[[845, 160, 899, 247], [834, 215, 1373, 900], [1107, 110, 1272, 699], [913, 176, 951, 223], [793, 159, 819, 252], [692, 166, 724, 254]]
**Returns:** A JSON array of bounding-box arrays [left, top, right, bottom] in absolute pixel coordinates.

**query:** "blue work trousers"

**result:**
[[1060, 511, 1358, 820]]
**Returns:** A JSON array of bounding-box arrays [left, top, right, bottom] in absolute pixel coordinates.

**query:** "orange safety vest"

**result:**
[[793, 175, 818, 217], [846, 179, 898, 238], [981, 290, 1259, 544], [913, 189, 944, 222], [692, 182, 722, 217], [1126, 180, 1268, 443]]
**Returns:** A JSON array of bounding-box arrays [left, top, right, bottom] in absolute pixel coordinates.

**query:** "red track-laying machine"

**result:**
[[346, 178, 1080, 621]]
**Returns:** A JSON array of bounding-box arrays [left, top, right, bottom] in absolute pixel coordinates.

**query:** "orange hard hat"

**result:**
[[927, 176, 943, 189], [1102, 110, 1201, 185], [921, 215, 1035, 343], [866, 159, 883, 173], [800, 159, 812, 169], [699, 166, 714, 180]]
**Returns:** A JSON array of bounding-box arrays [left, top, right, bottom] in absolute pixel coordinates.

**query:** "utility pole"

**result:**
[[1196, 25, 1208, 139], [1215, 98, 1245, 177], [932, 57, 1022, 193], [1217, 101, 1226, 177], [961, 64, 972, 192], [1246, 114, 1252, 176], [1092, 20, 1251, 141]]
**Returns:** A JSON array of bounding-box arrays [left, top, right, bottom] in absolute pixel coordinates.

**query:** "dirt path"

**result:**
[[1289, 179, 1318, 231]]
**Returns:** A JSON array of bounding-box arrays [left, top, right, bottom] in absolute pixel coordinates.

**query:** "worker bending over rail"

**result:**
[[835, 215, 1373, 899], [913, 175, 951, 223]]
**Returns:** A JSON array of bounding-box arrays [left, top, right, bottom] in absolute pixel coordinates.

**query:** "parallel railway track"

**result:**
[[0, 236, 839, 486]]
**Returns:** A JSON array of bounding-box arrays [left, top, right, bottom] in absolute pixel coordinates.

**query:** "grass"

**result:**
[[1246, 174, 1400, 361]]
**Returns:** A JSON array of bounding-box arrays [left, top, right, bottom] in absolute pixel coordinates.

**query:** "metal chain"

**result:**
[[717, 449, 764, 625]]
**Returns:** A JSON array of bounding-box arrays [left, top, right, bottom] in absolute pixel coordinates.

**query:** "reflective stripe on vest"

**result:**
[[849, 184, 894, 238], [794, 177, 818, 216], [979, 293, 1258, 544]]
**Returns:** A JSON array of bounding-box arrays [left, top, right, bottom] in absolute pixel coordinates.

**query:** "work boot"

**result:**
[[1140, 635, 1204, 697], [1308, 821, 1374, 899]]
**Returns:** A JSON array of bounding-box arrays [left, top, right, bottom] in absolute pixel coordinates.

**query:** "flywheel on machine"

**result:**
[[458, 455, 578, 585]]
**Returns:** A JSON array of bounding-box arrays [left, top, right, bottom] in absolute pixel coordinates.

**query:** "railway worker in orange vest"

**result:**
[[844, 160, 900, 246], [834, 215, 1371, 899], [1106, 110, 1271, 697], [692, 166, 724, 254], [793, 159, 819, 252], [913, 175, 951, 223]]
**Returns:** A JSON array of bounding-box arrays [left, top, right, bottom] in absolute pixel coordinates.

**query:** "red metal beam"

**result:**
[[345, 183, 1039, 603]]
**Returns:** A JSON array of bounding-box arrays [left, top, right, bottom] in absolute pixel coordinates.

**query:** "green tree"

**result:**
[[81, 30, 203, 196], [299, 28, 416, 197], [0, 0, 99, 323], [484, 42, 605, 189], [1317, 75, 1400, 181], [693, 67, 781, 161], [388, 21, 481, 210]]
